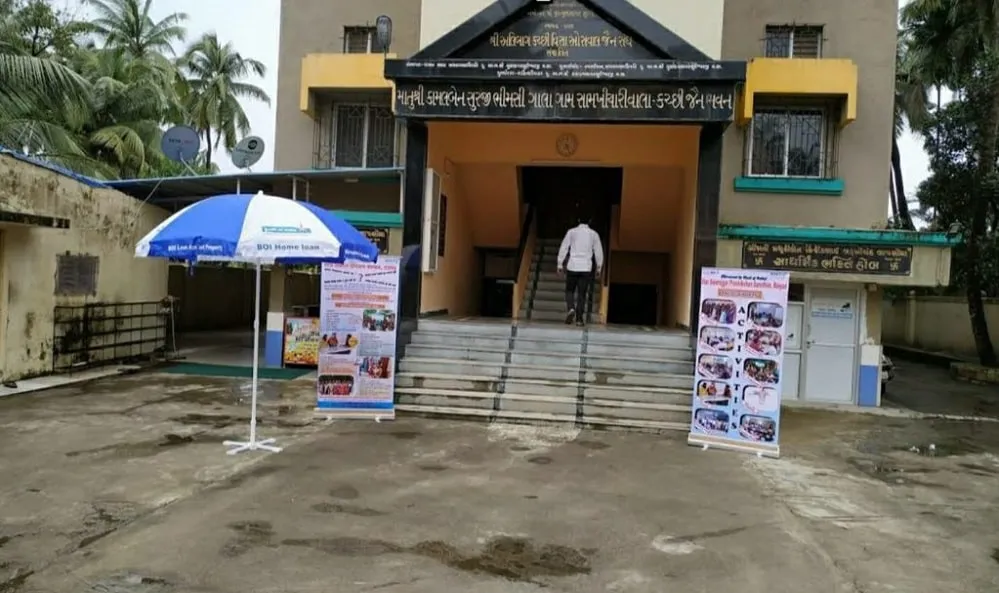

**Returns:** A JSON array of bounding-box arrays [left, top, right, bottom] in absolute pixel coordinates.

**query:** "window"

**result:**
[[343, 26, 376, 53], [747, 108, 826, 177], [764, 25, 822, 58], [331, 104, 396, 167], [56, 254, 98, 296]]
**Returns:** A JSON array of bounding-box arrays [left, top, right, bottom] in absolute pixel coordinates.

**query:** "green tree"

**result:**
[[892, 29, 929, 228], [0, 0, 91, 167], [903, 0, 999, 366], [178, 32, 270, 167]]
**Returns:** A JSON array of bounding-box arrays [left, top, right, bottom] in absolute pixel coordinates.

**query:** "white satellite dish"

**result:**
[[231, 136, 265, 170], [161, 125, 201, 163]]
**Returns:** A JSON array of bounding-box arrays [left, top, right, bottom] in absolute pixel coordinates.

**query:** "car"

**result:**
[[881, 353, 895, 393]]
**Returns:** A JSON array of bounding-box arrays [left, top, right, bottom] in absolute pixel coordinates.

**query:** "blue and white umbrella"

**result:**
[[135, 191, 379, 264], [135, 191, 380, 456]]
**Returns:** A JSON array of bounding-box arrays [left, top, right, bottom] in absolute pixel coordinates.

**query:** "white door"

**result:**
[[803, 287, 858, 403]]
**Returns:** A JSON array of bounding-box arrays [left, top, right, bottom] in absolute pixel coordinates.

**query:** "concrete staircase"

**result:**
[[395, 318, 695, 432], [520, 237, 600, 322]]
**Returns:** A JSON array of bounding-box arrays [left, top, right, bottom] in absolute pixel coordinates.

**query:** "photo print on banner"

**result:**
[[689, 267, 790, 457]]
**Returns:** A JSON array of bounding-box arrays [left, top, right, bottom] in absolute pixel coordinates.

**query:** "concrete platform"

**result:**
[[2, 373, 998, 592]]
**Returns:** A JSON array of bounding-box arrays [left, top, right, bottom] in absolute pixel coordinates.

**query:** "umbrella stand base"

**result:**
[[223, 438, 281, 455]]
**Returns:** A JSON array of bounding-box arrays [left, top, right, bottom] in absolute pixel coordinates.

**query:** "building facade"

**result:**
[[275, 0, 957, 407]]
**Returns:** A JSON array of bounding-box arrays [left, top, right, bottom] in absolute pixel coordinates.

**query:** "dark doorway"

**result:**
[[608, 283, 658, 326], [521, 166, 620, 244]]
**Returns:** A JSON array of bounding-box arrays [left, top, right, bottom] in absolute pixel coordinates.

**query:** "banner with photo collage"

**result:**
[[688, 268, 790, 458], [315, 256, 400, 419]]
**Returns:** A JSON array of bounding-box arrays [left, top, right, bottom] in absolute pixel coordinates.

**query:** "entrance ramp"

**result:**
[[396, 318, 694, 432]]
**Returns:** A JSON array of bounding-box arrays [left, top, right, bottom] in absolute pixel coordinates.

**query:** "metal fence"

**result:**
[[52, 301, 169, 372]]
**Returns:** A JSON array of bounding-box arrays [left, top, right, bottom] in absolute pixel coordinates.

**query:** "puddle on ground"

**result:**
[[510, 445, 532, 452], [573, 440, 610, 450], [0, 570, 33, 593], [281, 536, 591, 582], [846, 458, 945, 488], [65, 432, 226, 459], [329, 485, 360, 500], [991, 548, 999, 564], [899, 440, 986, 457], [527, 456, 553, 465], [956, 462, 999, 476], [311, 502, 386, 517], [418, 464, 448, 472], [391, 431, 421, 440], [81, 573, 170, 592], [220, 520, 275, 558]]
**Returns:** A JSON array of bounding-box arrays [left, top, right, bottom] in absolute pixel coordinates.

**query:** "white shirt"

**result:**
[[557, 224, 604, 273]]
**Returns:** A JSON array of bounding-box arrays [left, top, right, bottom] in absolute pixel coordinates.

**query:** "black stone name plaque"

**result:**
[[385, 58, 745, 82], [741, 241, 913, 275], [458, 0, 657, 60], [394, 81, 735, 122]]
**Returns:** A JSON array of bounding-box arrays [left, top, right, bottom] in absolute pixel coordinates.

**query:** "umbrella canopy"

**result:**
[[135, 191, 379, 263]]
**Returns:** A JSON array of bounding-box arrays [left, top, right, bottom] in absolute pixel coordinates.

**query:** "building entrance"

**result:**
[[524, 166, 618, 243]]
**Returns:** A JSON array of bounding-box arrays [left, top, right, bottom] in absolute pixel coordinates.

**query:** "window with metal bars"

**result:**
[[331, 104, 396, 168], [763, 25, 823, 58], [343, 26, 376, 53], [747, 108, 827, 178]]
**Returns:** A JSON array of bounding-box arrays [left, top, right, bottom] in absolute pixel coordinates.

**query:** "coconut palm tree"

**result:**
[[0, 0, 92, 168], [85, 0, 186, 62], [178, 32, 270, 167]]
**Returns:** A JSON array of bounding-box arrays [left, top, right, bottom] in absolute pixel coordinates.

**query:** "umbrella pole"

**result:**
[[224, 261, 281, 455]]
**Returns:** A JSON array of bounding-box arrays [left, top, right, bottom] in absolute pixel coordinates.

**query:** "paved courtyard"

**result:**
[[0, 370, 997, 592]]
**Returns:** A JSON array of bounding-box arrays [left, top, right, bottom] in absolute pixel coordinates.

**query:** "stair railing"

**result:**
[[512, 204, 536, 319]]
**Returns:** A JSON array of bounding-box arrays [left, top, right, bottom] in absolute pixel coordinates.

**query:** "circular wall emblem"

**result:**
[[555, 133, 578, 157]]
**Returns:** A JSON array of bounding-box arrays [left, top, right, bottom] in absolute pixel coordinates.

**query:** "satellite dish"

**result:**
[[161, 126, 200, 162], [231, 136, 265, 169]]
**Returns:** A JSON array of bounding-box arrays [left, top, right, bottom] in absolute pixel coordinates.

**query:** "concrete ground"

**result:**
[[884, 358, 999, 419], [1, 371, 997, 593]]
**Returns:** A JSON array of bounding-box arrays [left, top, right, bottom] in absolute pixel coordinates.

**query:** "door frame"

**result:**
[[801, 283, 863, 404]]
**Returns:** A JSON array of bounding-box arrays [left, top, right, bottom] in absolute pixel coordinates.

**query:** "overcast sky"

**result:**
[[140, 0, 929, 208]]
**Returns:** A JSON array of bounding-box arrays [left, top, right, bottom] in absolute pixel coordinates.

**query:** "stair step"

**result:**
[[395, 372, 692, 404], [411, 330, 693, 359], [396, 387, 690, 420], [404, 344, 693, 374], [394, 404, 689, 433], [398, 358, 693, 389]]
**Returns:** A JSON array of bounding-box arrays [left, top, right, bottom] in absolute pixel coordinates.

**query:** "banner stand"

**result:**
[[688, 267, 790, 458], [314, 256, 400, 419]]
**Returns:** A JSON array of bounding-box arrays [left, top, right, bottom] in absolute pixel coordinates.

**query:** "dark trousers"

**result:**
[[564, 271, 592, 322]]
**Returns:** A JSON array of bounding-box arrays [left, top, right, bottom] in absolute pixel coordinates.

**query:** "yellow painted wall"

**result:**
[[426, 122, 700, 321], [299, 53, 395, 114], [0, 155, 169, 380], [418, 0, 723, 58], [420, 138, 480, 314]]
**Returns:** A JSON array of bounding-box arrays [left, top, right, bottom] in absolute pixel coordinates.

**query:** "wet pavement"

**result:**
[[0, 372, 997, 592], [883, 359, 999, 419]]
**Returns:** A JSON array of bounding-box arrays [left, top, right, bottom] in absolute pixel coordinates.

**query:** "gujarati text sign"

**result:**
[[741, 242, 913, 276], [394, 82, 734, 122]]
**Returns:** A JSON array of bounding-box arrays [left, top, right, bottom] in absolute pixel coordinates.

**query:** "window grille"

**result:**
[[764, 25, 823, 58], [748, 108, 825, 177]]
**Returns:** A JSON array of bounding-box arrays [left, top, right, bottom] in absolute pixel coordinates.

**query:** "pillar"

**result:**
[[689, 123, 724, 331], [264, 264, 289, 367], [397, 121, 428, 359]]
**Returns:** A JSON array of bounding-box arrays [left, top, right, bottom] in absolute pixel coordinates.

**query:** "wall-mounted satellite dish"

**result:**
[[231, 136, 265, 170], [161, 125, 200, 163]]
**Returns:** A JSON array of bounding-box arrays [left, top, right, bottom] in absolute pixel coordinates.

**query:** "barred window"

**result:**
[[343, 26, 375, 53], [748, 108, 825, 178], [56, 254, 99, 296], [332, 104, 396, 168], [764, 25, 822, 58]]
